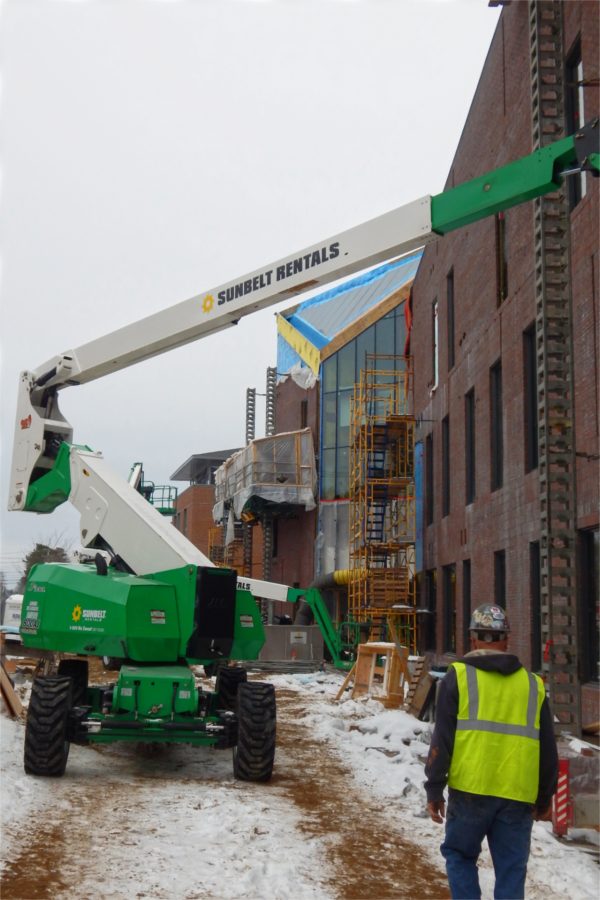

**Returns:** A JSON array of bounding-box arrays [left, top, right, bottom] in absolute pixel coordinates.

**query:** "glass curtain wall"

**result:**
[[320, 305, 407, 499]]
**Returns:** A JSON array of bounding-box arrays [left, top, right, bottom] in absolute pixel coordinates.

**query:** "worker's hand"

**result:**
[[427, 800, 446, 824], [534, 802, 553, 822]]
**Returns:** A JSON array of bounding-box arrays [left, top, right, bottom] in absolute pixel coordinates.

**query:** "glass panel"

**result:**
[[356, 324, 375, 377], [320, 448, 336, 500], [337, 390, 351, 447], [322, 356, 337, 393], [375, 316, 395, 356], [337, 342, 356, 390], [395, 306, 407, 359], [375, 316, 396, 381], [322, 393, 337, 449], [336, 446, 349, 499]]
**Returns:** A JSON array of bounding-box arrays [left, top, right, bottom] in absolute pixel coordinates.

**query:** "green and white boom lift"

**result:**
[[9, 120, 598, 779]]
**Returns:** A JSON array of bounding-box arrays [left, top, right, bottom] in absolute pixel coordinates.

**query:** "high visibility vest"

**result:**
[[447, 662, 545, 804]]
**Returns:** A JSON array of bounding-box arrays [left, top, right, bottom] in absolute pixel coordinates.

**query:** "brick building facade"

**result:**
[[411, 1, 598, 724]]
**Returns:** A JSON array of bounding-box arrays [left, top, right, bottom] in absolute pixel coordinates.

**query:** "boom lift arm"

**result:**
[[9, 120, 599, 603]]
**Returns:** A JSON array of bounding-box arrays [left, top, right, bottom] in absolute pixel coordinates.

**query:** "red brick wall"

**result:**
[[174, 484, 265, 577], [174, 484, 217, 557], [270, 375, 319, 588], [411, 0, 599, 703]]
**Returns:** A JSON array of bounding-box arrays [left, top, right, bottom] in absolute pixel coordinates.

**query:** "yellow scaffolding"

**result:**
[[207, 524, 246, 572], [349, 356, 417, 652]]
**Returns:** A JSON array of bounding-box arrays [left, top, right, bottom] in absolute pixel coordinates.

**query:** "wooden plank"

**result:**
[[1, 662, 24, 719], [408, 672, 435, 719], [334, 663, 356, 701], [353, 650, 376, 696]]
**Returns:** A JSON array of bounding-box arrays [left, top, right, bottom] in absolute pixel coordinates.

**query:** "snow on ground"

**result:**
[[1, 707, 332, 900], [1, 668, 599, 900], [266, 671, 600, 900]]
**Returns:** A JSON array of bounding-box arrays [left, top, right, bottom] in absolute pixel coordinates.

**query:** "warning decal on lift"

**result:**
[[239, 615, 254, 629], [151, 610, 166, 625]]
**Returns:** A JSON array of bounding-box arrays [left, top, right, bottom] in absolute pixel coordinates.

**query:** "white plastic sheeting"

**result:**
[[213, 428, 317, 522]]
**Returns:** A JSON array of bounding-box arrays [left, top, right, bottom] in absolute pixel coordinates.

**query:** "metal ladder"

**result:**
[[529, 0, 581, 735]]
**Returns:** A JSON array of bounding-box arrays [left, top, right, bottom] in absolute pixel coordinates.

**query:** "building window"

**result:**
[[462, 559, 471, 655], [183, 507, 188, 535], [300, 399, 308, 429], [425, 433, 434, 526], [495, 212, 508, 305], [494, 549, 506, 609], [443, 564, 456, 653], [490, 360, 503, 491], [578, 528, 599, 683], [530, 541, 542, 672], [319, 305, 408, 500], [523, 324, 539, 473], [465, 389, 476, 505], [422, 569, 437, 652], [432, 299, 439, 390], [442, 415, 450, 517], [447, 269, 455, 370], [566, 38, 587, 210]]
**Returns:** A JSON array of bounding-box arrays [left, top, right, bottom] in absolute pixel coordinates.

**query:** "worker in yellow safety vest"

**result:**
[[424, 603, 558, 900]]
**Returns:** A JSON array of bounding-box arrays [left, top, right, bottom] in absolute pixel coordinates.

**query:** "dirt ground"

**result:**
[[273, 688, 448, 899], [2, 662, 448, 900]]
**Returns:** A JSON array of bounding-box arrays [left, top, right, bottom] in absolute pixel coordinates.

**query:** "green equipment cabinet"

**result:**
[[21, 562, 276, 781]]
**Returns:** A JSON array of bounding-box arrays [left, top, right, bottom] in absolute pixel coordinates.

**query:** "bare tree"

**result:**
[[17, 537, 71, 592]]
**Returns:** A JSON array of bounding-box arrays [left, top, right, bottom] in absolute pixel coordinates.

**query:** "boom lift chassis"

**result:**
[[9, 120, 598, 779]]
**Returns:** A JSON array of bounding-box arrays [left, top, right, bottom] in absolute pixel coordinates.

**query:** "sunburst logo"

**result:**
[[72, 604, 82, 622], [202, 294, 215, 314]]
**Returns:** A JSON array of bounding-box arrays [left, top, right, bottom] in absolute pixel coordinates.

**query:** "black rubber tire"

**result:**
[[233, 682, 276, 782], [216, 665, 247, 711], [24, 677, 72, 776], [57, 659, 89, 706]]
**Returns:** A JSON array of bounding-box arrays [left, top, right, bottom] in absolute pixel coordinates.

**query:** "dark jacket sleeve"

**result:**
[[536, 696, 559, 810], [424, 669, 458, 803]]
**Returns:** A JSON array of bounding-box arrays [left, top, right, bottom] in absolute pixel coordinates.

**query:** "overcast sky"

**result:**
[[0, 0, 500, 585]]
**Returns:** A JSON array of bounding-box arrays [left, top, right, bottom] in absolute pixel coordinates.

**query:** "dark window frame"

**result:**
[[442, 564, 456, 654], [462, 559, 471, 655], [425, 433, 434, 526], [465, 388, 476, 505], [494, 549, 506, 609], [523, 324, 539, 473], [432, 298, 439, 389], [422, 569, 437, 652], [442, 415, 450, 518], [490, 360, 503, 491], [447, 269, 455, 370], [495, 212, 508, 305], [300, 399, 308, 429]]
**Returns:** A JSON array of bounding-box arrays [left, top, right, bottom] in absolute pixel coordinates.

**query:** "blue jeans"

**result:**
[[441, 789, 534, 900]]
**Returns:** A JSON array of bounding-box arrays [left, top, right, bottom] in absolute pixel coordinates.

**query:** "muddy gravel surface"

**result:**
[[1, 667, 447, 900], [273, 688, 448, 900]]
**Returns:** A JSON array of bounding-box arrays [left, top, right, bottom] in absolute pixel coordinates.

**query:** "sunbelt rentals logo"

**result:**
[[71, 605, 106, 623], [202, 294, 215, 314]]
